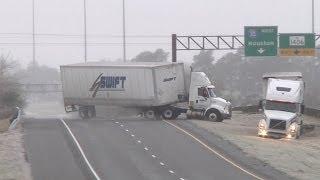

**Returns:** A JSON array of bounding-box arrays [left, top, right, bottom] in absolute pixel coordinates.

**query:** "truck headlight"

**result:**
[[289, 122, 297, 133], [258, 119, 267, 130]]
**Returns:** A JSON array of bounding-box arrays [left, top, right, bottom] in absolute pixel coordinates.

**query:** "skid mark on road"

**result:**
[[115, 121, 187, 180]]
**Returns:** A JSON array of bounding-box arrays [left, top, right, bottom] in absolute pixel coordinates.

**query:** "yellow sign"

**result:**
[[279, 48, 315, 56]]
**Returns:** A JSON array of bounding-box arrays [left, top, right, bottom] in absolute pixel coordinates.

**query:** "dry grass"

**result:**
[[0, 118, 10, 132]]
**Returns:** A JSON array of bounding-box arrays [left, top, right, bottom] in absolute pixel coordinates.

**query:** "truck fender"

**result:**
[[205, 104, 224, 115]]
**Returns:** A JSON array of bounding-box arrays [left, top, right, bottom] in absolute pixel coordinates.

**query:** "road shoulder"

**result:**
[[187, 112, 320, 180], [174, 119, 293, 180], [0, 125, 33, 180]]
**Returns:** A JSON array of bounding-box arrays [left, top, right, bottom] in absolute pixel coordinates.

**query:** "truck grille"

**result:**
[[269, 119, 286, 130]]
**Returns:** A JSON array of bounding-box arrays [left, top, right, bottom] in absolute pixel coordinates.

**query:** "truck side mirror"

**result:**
[[301, 105, 305, 114]]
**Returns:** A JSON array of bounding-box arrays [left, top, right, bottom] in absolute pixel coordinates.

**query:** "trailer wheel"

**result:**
[[87, 106, 96, 118], [205, 110, 222, 122], [162, 108, 175, 120], [79, 109, 89, 119], [145, 110, 155, 119]]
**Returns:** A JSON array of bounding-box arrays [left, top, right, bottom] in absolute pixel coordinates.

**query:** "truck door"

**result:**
[[194, 87, 210, 110]]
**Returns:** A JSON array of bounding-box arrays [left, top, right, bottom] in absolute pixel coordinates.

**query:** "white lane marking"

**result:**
[[60, 119, 101, 180], [179, 178, 185, 180], [152, 155, 157, 158], [144, 147, 149, 151], [131, 134, 135, 137], [169, 170, 175, 174], [162, 120, 264, 180], [137, 140, 142, 143], [125, 129, 129, 132], [115, 121, 119, 124], [160, 162, 165, 166], [120, 124, 124, 127]]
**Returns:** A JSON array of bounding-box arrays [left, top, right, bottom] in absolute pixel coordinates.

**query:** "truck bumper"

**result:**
[[258, 129, 296, 139], [222, 111, 232, 119]]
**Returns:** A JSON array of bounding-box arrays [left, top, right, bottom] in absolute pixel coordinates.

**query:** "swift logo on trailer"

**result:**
[[89, 73, 127, 98]]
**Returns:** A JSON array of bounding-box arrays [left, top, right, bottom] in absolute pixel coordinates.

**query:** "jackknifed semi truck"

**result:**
[[60, 62, 231, 121]]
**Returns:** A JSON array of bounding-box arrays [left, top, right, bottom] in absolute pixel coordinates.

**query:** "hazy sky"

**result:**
[[0, 0, 318, 68]]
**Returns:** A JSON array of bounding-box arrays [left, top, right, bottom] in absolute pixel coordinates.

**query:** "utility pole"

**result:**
[[122, 0, 127, 62], [83, 0, 88, 63], [312, 0, 315, 33], [32, 0, 36, 66]]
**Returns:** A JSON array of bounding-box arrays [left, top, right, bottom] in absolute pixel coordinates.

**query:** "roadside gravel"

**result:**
[[0, 125, 32, 180]]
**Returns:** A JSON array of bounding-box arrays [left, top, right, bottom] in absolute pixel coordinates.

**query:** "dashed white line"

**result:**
[[115, 122, 185, 180]]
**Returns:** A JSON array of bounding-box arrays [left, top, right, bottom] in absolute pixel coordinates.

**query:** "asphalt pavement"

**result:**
[[23, 118, 86, 180], [23, 115, 289, 180], [65, 117, 257, 180]]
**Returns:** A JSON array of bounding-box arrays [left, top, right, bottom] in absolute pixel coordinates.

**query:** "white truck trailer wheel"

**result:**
[[162, 108, 175, 120], [145, 110, 155, 119]]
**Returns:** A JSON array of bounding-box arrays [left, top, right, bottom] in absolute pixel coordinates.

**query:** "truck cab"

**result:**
[[258, 72, 305, 139], [186, 72, 231, 122]]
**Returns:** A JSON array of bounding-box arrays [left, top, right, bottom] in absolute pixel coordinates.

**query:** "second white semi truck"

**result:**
[[258, 72, 305, 139], [60, 62, 231, 121]]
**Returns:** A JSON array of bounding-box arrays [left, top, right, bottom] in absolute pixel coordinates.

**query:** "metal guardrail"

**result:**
[[9, 107, 21, 130]]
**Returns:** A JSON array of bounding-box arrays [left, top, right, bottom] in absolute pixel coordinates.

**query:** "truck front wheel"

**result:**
[[205, 110, 222, 122]]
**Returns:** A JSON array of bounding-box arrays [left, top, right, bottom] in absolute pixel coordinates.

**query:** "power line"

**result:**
[[0, 42, 170, 46], [0, 33, 170, 38]]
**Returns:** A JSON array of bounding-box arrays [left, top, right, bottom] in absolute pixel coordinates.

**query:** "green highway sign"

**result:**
[[279, 33, 315, 56], [244, 26, 278, 57]]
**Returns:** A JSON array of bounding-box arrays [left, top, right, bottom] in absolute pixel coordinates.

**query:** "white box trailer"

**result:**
[[61, 62, 187, 108]]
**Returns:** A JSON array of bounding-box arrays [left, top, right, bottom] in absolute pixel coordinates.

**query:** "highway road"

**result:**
[[23, 115, 290, 180]]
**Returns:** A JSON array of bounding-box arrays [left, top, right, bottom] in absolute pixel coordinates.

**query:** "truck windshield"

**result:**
[[265, 100, 297, 113], [207, 88, 216, 98]]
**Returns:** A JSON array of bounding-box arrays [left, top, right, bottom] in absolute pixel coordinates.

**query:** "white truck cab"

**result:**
[[258, 72, 305, 139], [185, 72, 231, 122]]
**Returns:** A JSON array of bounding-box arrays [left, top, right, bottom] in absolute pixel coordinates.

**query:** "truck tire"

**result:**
[[205, 109, 222, 122], [87, 106, 96, 118], [162, 108, 175, 120], [145, 110, 155, 119], [79, 108, 89, 119]]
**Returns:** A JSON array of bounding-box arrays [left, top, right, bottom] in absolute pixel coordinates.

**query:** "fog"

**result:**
[[0, 0, 319, 68]]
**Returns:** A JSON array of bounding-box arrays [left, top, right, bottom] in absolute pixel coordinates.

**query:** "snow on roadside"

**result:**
[[191, 112, 320, 180], [0, 125, 32, 180]]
